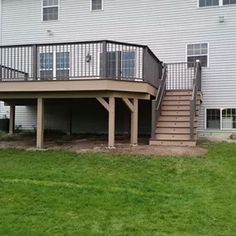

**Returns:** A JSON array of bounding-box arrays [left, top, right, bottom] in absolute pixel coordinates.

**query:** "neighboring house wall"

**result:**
[[1, 0, 236, 134]]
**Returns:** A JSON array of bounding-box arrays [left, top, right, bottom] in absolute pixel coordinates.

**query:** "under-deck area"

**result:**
[[0, 79, 157, 148]]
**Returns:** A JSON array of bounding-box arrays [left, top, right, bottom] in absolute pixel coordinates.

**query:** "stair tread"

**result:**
[[149, 140, 196, 147], [150, 89, 200, 146]]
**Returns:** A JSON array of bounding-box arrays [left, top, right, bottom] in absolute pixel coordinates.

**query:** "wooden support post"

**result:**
[[122, 98, 139, 146], [9, 105, 15, 135], [108, 97, 115, 148], [130, 99, 138, 146], [36, 97, 44, 149], [96, 97, 116, 148]]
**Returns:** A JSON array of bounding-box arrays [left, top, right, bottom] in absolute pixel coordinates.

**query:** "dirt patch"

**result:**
[[0, 133, 207, 157]]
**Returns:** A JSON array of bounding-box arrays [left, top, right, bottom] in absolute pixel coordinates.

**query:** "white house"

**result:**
[[0, 0, 236, 147]]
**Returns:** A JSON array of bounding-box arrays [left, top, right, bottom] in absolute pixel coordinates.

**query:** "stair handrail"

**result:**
[[190, 60, 201, 140], [151, 64, 167, 139]]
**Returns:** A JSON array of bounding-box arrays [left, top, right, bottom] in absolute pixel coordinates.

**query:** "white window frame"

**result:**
[[41, 0, 60, 22], [186, 43, 209, 68], [96, 50, 139, 80], [205, 108, 236, 130], [197, 0, 236, 8], [39, 51, 70, 80], [90, 0, 104, 11]]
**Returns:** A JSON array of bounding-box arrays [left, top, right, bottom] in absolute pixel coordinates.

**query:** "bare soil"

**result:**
[[0, 133, 208, 157]]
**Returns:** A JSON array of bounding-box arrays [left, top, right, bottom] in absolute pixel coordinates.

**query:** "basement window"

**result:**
[[206, 109, 221, 129], [222, 109, 236, 129], [42, 0, 59, 21], [223, 0, 236, 5], [199, 0, 219, 7], [206, 108, 236, 130], [199, 0, 236, 7], [187, 43, 208, 67], [91, 0, 103, 11]]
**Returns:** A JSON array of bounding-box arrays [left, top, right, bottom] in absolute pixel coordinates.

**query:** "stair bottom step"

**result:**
[[150, 140, 196, 147], [155, 134, 197, 140]]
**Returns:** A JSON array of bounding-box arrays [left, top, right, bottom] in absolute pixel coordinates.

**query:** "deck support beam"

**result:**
[[36, 97, 44, 149], [122, 98, 139, 146], [9, 105, 15, 135], [96, 97, 116, 148]]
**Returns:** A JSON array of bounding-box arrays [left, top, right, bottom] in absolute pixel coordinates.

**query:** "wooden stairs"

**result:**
[[150, 90, 201, 147]]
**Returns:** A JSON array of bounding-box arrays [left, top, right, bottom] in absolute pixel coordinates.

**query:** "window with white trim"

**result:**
[[207, 109, 221, 129], [100, 51, 136, 79], [122, 51, 136, 78], [206, 108, 236, 130], [42, 0, 59, 21], [40, 52, 70, 80], [222, 108, 236, 129], [40, 53, 53, 79], [199, 0, 219, 7], [223, 0, 236, 5], [187, 43, 208, 67], [91, 0, 103, 11], [199, 0, 236, 7]]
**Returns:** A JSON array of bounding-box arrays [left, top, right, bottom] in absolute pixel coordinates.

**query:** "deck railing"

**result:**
[[0, 40, 162, 87], [166, 62, 195, 90], [151, 64, 167, 139], [190, 61, 201, 139]]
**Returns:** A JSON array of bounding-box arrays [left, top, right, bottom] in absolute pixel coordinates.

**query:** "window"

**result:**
[[223, 0, 236, 5], [199, 0, 236, 7], [187, 43, 208, 67], [199, 0, 219, 7], [100, 51, 136, 79], [42, 0, 59, 21], [206, 108, 236, 130], [56, 52, 70, 80], [222, 109, 236, 129], [40, 52, 70, 80], [40, 53, 53, 80], [91, 0, 103, 11], [122, 52, 136, 78], [207, 109, 221, 129]]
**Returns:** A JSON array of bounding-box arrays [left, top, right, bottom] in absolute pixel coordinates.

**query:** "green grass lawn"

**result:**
[[0, 143, 235, 236]]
